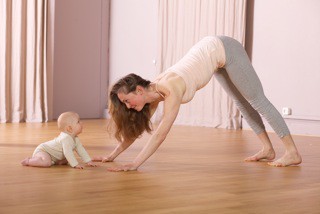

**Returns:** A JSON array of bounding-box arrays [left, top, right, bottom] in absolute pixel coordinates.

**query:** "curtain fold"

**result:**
[[0, 0, 53, 123], [156, 0, 247, 129]]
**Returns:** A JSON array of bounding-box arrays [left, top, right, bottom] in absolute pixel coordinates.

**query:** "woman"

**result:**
[[94, 36, 302, 171]]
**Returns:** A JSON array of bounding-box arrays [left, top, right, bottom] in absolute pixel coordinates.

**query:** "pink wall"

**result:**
[[108, 0, 158, 84], [53, 0, 109, 119], [244, 0, 320, 136], [53, 0, 156, 120]]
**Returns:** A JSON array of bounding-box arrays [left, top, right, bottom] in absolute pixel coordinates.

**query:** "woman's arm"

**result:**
[[108, 87, 183, 171], [92, 139, 134, 162], [107, 140, 134, 161]]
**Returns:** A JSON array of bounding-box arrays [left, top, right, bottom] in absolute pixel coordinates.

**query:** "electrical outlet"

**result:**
[[282, 107, 292, 115]]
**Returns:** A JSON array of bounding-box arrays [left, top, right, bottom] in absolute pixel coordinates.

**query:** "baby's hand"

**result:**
[[86, 161, 98, 167], [74, 164, 84, 169]]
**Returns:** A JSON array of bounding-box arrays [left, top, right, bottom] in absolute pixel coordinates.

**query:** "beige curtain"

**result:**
[[0, 0, 54, 123], [156, 0, 247, 129]]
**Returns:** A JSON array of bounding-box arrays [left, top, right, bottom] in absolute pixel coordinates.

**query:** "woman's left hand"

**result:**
[[107, 163, 137, 172]]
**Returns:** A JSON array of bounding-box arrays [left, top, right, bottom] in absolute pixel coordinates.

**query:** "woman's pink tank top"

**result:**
[[162, 36, 226, 103]]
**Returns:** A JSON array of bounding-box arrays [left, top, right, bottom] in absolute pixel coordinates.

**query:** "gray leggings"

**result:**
[[216, 36, 290, 138]]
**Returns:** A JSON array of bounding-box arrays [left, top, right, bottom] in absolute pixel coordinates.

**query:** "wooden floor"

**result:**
[[1, 119, 320, 214]]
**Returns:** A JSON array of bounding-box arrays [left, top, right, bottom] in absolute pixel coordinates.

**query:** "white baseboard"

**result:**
[[242, 118, 320, 137]]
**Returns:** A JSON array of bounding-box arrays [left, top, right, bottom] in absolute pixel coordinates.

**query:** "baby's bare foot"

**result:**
[[245, 149, 275, 162], [268, 152, 302, 167], [21, 158, 30, 166]]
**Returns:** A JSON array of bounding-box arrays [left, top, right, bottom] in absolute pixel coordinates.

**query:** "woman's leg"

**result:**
[[219, 36, 301, 166], [214, 68, 275, 161]]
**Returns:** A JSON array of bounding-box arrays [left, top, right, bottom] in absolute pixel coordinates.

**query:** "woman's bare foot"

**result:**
[[244, 148, 275, 162], [21, 158, 30, 166], [268, 152, 302, 167], [268, 135, 302, 167]]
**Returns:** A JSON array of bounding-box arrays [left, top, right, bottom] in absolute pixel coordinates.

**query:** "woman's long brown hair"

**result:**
[[108, 73, 153, 142]]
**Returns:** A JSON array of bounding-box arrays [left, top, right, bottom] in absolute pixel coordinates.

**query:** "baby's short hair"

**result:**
[[57, 111, 78, 131]]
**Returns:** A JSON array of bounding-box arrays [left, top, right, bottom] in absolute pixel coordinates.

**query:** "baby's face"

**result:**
[[70, 114, 83, 136]]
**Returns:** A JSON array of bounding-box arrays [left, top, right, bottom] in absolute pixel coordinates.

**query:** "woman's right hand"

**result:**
[[92, 156, 114, 163], [102, 156, 114, 162]]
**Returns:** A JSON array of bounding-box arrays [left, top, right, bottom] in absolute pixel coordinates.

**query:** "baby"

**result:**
[[21, 111, 97, 169]]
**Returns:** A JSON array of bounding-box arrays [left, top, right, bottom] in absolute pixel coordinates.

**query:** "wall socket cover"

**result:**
[[282, 107, 292, 115]]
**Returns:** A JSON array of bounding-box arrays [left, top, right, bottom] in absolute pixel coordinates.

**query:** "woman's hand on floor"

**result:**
[[107, 163, 137, 172]]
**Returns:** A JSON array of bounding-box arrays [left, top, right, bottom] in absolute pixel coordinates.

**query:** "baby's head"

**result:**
[[57, 112, 82, 136]]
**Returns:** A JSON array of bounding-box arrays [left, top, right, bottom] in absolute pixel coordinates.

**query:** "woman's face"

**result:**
[[117, 89, 145, 112]]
